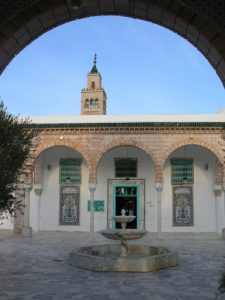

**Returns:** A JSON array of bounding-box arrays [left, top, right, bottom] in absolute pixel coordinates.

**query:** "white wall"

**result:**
[[30, 146, 90, 232], [163, 146, 217, 233]]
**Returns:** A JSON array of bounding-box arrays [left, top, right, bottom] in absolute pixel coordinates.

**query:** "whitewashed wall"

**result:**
[[30, 146, 90, 232], [30, 146, 156, 232], [163, 145, 218, 233], [29, 145, 222, 234]]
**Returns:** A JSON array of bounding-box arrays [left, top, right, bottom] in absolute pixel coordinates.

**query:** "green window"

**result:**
[[171, 159, 193, 185], [60, 158, 82, 184], [115, 158, 137, 178]]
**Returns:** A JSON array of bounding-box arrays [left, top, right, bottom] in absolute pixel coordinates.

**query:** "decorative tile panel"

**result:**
[[60, 186, 79, 225], [173, 186, 193, 226]]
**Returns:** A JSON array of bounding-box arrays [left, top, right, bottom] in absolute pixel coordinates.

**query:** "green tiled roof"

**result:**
[[26, 122, 225, 129], [90, 64, 98, 74]]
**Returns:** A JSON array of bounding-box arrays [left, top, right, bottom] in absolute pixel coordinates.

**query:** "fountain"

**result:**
[[100, 208, 146, 257], [69, 209, 179, 272]]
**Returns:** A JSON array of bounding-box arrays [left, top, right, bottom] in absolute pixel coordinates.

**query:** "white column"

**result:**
[[155, 183, 163, 240], [222, 186, 225, 239], [88, 183, 96, 233], [34, 184, 42, 231], [214, 186, 220, 233], [22, 185, 32, 237]]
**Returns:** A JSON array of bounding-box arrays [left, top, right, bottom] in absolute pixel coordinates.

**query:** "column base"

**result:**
[[22, 226, 32, 237]]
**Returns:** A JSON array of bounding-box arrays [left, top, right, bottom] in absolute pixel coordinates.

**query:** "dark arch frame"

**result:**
[[0, 0, 225, 86]]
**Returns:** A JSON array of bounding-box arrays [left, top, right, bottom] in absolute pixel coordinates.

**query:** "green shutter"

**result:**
[[60, 159, 82, 184], [115, 158, 137, 177], [171, 159, 193, 185]]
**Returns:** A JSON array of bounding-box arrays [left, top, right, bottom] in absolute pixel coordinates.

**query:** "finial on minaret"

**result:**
[[90, 54, 98, 74]]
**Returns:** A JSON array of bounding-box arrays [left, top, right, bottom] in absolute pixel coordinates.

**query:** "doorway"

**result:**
[[114, 185, 139, 229], [108, 179, 144, 230]]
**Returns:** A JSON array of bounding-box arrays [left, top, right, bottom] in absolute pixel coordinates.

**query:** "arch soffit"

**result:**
[[95, 138, 158, 171], [162, 138, 224, 167], [1, 1, 225, 86]]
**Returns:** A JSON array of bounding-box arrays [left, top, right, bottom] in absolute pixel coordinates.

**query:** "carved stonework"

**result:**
[[34, 184, 42, 196], [214, 187, 222, 197], [214, 160, 223, 186], [34, 160, 42, 185]]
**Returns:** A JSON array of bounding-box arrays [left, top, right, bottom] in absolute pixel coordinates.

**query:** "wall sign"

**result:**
[[88, 200, 104, 212]]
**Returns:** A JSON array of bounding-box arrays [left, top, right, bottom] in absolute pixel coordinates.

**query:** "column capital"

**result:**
[[88, 183, 96, 192], [33, 184, 42, 196], [155, 183, 163, 192], [24, 184, 32, 191]]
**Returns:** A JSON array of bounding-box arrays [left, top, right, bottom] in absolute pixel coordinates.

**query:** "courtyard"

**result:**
[[0, 231, 224, 300]]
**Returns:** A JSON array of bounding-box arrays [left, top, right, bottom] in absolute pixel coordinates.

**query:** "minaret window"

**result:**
[[90, 99, 94, 108], [91, 81, 95, 90], [95, 99, 99, 108], [85, 99, 89, 109]]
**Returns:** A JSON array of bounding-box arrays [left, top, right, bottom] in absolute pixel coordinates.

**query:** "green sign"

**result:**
[[88, 200, 104, 212]]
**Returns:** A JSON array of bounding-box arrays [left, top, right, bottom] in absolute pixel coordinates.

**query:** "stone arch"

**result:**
[[1, 1, 225, 86], [33, 142, 94, 185], [95, 137, 158, 178], [161, 138, 224, 169], [34, 141, 91, 169]]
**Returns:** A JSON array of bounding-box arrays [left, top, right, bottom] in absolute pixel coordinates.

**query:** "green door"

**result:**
[[113, 184, 140, 229]]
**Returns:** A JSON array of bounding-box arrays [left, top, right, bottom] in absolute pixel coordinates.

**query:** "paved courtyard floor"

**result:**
[[0, 231, 224, 300]]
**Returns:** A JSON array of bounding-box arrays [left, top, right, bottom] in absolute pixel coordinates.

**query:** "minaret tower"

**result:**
[[81, 54, 107, 115]]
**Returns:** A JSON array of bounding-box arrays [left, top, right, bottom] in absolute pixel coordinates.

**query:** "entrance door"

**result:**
[[115, 186, 137, 229]]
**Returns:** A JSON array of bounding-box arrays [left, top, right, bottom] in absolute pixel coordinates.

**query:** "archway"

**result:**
[[96, 145, 157, 231], [0, 0, 225, 86], [30, 145, 90, 232], [162, 144, 224, 235]]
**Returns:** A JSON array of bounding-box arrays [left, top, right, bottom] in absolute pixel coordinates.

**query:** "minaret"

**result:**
[[81, 54, 107, 115]]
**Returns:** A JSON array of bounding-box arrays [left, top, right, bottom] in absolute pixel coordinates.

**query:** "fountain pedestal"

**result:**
[[100, 229, 146, 256], [104, 209, 147, 256]]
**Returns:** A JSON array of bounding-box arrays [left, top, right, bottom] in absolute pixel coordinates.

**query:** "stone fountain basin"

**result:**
[[100, 229, 147, 240], [69, 244, 179, 272], [112, 216, 136, 223]]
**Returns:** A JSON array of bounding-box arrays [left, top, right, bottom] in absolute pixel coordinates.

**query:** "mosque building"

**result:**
[[3, 56, 225, 239]]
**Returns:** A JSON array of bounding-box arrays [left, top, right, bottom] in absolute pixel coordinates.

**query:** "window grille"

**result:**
[[60, 159, 82, 184], [90, 99, 94, 108], [115, 158, 137, 178], [171, 159, 193, 185], [95, 99, 99, 108], [85, 99, 89, 109]]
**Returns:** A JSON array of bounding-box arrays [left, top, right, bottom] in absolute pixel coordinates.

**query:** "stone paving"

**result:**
[[0, 231, 224, 300]]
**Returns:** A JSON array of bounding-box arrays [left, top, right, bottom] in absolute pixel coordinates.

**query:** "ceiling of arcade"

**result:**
[[0, 0, 225, 86]]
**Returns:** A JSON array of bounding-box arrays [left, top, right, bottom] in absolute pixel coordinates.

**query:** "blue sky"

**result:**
[[0, 16, 225, 116]]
